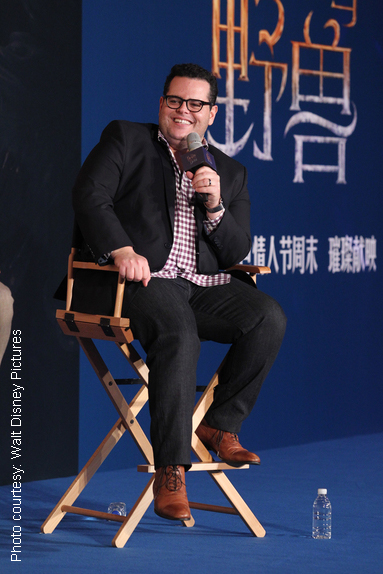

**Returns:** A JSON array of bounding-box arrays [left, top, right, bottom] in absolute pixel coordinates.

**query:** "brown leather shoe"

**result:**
[[195, 418, 261, 467], [153, 465, 191, 521]]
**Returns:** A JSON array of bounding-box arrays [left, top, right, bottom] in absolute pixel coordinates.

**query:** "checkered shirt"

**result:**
[[151, 132, 231, 286]]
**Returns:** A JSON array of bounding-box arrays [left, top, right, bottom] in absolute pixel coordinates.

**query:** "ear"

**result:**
[[208, 105, 218, 126]]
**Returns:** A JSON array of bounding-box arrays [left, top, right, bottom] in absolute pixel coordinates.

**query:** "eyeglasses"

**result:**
[[163, 95, 212, 112]]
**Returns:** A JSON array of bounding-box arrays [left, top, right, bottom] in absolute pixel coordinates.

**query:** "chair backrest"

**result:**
[[56, 246, 131, 343]]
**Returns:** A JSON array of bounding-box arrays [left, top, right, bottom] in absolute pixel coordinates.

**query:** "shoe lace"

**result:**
[[164, 465, 183, 492], [215, 430, 239, 449]]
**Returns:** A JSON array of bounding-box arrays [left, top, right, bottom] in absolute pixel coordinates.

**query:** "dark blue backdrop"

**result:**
[[79, 0, 383, 470], [0, 0, 81, 485]]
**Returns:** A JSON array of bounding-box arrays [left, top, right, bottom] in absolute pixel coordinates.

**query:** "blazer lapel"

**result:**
[[152, 136, 176, 230]]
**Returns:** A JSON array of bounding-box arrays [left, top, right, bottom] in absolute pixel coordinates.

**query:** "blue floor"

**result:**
[[1, 433, 382, 573]]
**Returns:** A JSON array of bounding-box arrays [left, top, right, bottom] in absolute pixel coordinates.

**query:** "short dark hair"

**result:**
[[163, 63, 218, 106]]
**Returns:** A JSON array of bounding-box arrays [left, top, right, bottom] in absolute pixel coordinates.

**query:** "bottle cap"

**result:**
[[318, 488, 327, 495]]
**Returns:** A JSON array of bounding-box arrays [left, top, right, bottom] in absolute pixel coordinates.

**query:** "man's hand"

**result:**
[[186, 166, 221, 218], [111, 246, 151, 286]]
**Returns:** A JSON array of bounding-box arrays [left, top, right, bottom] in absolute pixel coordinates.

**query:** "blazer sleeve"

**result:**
[[198, 149, 252, 270], [72, 121, 134, 260]]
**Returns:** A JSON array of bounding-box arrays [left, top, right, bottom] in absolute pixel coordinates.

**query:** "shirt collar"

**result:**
[[158, 129, 209, 149]]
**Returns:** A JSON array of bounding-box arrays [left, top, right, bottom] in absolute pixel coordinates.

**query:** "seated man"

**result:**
[[71, 63, 286, 522]]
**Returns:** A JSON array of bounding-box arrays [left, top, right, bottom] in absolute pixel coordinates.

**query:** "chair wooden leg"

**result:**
[[192, 359, 224, 431], [79, 337, 154, 465], [208, 471, 266, 537], [182, 515, 196, 528], [41, 419, 125, 534], [42, 336, 156, 545], [191, 360, 266, 538], [190, 435, 266, 537], [112, 476, 155, 548], [118, 341, 149, 386]]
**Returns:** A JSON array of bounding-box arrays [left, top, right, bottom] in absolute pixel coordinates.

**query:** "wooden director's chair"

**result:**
[[41, 248, 271, 547]]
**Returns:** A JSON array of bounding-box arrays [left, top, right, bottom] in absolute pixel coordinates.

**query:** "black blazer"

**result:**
[[72, 120, 252, 275]]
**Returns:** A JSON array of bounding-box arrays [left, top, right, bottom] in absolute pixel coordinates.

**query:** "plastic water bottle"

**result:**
[[108, 502, 127, 516], [312, 488, 332, 539]]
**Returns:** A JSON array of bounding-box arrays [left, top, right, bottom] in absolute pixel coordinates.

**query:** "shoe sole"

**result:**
[[218, 456, 261, 467], [199, 440, 261, 467], [154, 509, 191, 521]]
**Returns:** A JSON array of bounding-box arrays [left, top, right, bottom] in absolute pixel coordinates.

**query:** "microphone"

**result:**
[[180, 132, 217, 202]]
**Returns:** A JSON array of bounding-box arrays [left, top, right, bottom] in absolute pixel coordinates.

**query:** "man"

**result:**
[[72, 63, 286, 522]]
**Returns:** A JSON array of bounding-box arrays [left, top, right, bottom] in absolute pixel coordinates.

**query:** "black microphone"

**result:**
[[180, 132, 217, 202]]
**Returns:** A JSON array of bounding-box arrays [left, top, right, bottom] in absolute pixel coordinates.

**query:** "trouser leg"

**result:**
[[122, 278, 200, 470], [190, 277, 286, 434]]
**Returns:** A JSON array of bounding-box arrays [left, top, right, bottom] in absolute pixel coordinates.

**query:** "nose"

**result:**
[[176, 100, 189, 112]]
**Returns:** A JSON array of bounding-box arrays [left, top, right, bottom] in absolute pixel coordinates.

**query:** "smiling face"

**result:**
[[158, 76, 218, 153]]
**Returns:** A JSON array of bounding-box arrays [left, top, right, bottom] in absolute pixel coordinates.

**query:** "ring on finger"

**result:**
[[208, 178, 212, 186]]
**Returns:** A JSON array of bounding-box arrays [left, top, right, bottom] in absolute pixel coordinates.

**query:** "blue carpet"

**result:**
[[1, 433, 382, 573]]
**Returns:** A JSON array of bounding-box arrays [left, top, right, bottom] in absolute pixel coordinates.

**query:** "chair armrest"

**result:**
[[226, 264, 271, 275], [72, 261, 119, 272], [226, 264, 271, 285]]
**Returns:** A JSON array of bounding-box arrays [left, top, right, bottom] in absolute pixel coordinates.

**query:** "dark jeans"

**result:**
[[121, 276, 286, 470]]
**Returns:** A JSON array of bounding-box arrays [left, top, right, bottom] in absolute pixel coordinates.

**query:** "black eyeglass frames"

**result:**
[[163, 95, 212, 112]]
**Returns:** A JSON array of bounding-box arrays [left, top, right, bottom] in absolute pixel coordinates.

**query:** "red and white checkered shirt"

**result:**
[[151, 132, 231, 286]]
